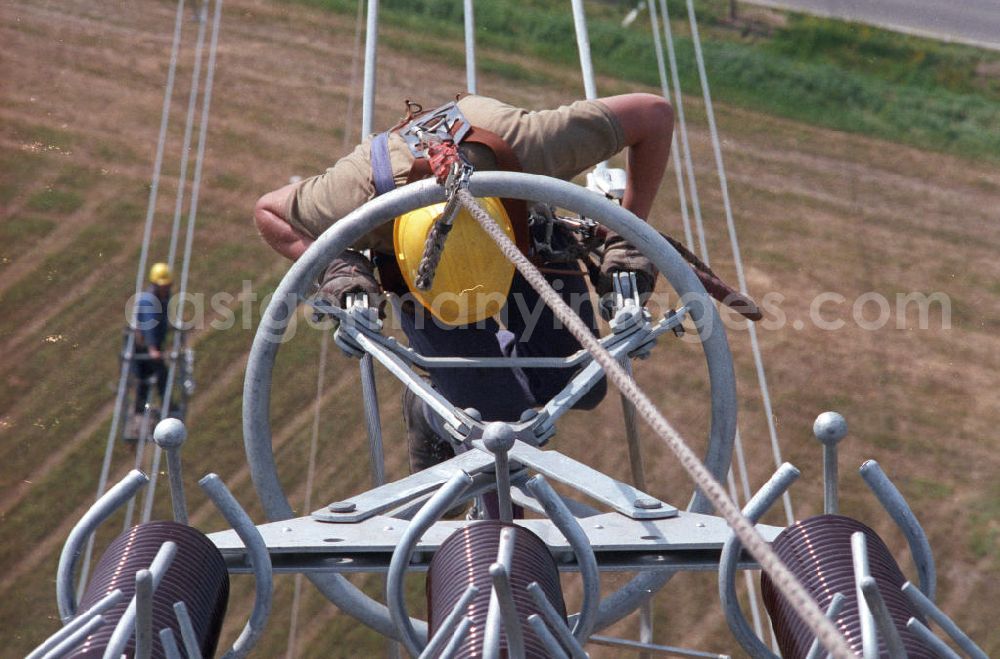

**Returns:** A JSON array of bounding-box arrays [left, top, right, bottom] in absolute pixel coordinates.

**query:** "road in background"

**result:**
[[740, 0, 1000, 51]]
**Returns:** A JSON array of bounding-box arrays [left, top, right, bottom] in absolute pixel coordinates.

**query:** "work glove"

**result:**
[[597, 231, 658, 319], [315, 250, 386, 318]]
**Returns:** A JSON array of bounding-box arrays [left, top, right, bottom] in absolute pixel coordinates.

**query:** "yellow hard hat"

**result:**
[[149, 262, 173, 286], [394, 197, 515, 326]]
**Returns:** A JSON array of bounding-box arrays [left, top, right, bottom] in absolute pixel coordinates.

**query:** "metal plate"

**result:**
[[209, 509, 781, 575], [311, 450, 496, 522], [504, 443, 679, 519]]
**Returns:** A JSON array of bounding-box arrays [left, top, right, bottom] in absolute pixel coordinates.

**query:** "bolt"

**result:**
[[633, 498, 661, 510], [328, 501, 356, 513], [464, 407, 483, 422]]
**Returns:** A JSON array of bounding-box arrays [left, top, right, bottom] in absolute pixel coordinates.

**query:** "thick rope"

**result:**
[[456, 188, 855, 658]]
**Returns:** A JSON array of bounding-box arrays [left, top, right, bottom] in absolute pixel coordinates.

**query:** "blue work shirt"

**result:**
[[135, 288, 170, 349]]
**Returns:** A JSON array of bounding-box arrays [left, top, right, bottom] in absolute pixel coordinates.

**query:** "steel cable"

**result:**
[[456, 188, 855, 658], [287, 2, 367, 654], [682, 0, 792, 526], [80, 0, 191, 600], [652, 0, 770, 638], [124, 0, 211, 534], [285, 330, 329, 657], [142, 0, 225, 525]]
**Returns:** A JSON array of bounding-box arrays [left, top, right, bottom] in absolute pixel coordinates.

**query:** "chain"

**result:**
[[414, 158, 473, 291]]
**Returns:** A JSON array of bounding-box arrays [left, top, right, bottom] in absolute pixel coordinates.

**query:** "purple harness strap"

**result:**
[[371, 131, 396, 197]]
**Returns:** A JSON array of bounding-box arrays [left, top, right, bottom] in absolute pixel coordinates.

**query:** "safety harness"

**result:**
[[369, 98, 762, 321], [367, 99, 531, 295]]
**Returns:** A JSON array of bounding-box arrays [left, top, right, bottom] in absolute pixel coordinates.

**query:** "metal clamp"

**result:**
[[400, 101, 471, 159]]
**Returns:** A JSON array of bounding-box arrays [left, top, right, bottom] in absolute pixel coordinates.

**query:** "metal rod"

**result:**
[[350, 330, 470, 434], [489, 563, 526, 659], [102, 542, 178, 659], [805, 593, 846, 659], [569, 0, 597, 101], [491, 528, 524, 657], [153, 418, 189, 524], [484, 527, 519, 659], [359, 353, 387, 487], [418, 585, 479, 659], [57, 470, 149, 620], [135, 570, 154, 659], [718, 463, 799, 659], [823, 443, 839, 514], [525, 475, 600, 642], [29, 590, 123, 659], [123, 399, 154, 531], [618, 356, 653, 650], [527, 614, 570, 659], [527, 582, 588, 659], [159, 628, 183, 659], [439, 616, 473, 659], [906, 619, 961, 659], [860, 577, 907, 658], [199, 473, 273, 659], [387, 469, 473, 657], [588, 635, 729, 658], [901, 582, 987, 659], [646, 0, 694, 250], [813, 412, 847, 515], [40, 615, 106, 659], [726, 458, 765, 643], [361, 0, 379, 137], [851, 532, 879, 659], [483, 422, 516, 522], [859, 460, 936, 600], [463, 0, 476, 94], [173, 601, 204, 659]]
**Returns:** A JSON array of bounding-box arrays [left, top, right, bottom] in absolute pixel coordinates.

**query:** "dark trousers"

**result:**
[[400, 272, 606, 422], [134, 350, 168, 413]]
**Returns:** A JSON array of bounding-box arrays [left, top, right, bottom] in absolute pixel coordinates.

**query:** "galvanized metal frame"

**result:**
[[241, 172, 739, 641]]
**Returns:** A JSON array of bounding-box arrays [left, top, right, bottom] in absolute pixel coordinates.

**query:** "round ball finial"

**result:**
[[813, 411, 847, 446], [482, 421, 516, 455], [153, 417, 188, 450]]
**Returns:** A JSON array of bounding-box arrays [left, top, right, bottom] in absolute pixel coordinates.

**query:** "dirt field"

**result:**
[[1, 0, 997, 656]]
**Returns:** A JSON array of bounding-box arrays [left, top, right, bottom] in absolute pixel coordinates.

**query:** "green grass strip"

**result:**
[[288, 0, 1000, 161]]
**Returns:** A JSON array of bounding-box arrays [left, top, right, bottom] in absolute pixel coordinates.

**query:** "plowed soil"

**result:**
[[1, 0, 997, 656]]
